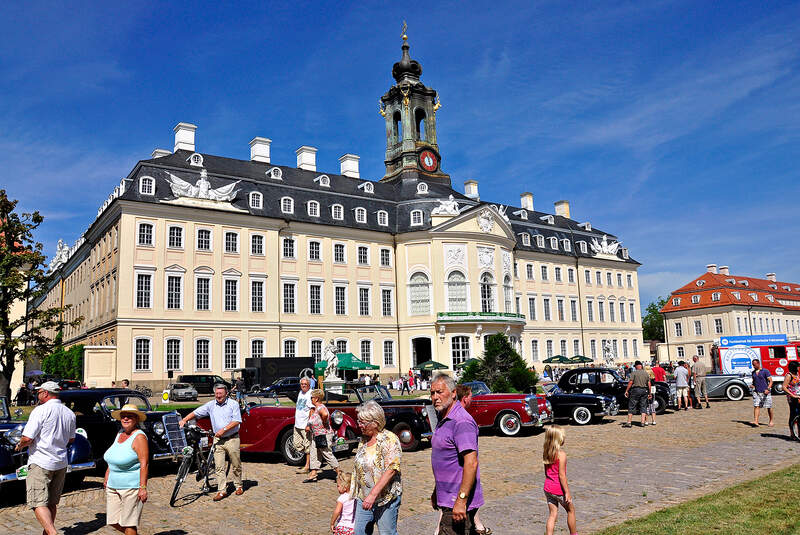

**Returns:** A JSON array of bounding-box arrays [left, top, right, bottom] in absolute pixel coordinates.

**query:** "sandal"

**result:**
[[302, 477, 318, 483], [475, 528, 493, 535]]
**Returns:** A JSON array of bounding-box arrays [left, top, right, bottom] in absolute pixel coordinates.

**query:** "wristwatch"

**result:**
[[458, 491, 467, 500]]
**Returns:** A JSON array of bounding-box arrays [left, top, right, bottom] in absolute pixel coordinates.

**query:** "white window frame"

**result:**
[[164, 269, 184, 310], [307, 200, 320, 217], [310, 338, 324, 363], [363, 182, 374, 194], [308, 281, 323, 315], [194, 271, 213, 311], [194, 337, 212, 371], [381, 287, 394, 317], [250, 233, 265, 256], [196, 227, 213, 252], [410, 210, 423, 226], [139, 176, 155, 195], [308, 240, 322, 262], [521, 233, 530, 246], [562, 239, 571, 251], [167, 224, 184, 249], [282, 236, 296, 259], [283, 339, 298, 359], [331, 204, 344, 220], [446, 270, 470, 313], [359, 339, 373, 364], [223, 338, 239, 370], [377, 210, 389, 226], [408, 271, 432, 315], [223, 276, 239, 312], [357, 245, 370, 266], [358, 285, 371, 316], [250, 276, 266, 313], [281, 196, 294, 214], [334, 284, 348, 315], [134, 268, 155, 309], [224, 230, 239, 254], [536, 235, 545, 248], [354, 207, 367, 224], [249, 191, 263, 209], [549, 237, 558, 249], [335, 338, 349, 355], [383, 339, 396, 367], [137, 221, 155, 247], [250, 338, 266, 359], [133, 336, 153, 372], [282, 281, 297, 314], [333, 242, 346, 264], [380, 248, 392, 267], [164, 337, 183, 372], [450, 335, 471, 369]]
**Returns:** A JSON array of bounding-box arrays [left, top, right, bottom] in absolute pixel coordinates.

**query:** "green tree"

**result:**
[[642, 296, 667, 341], [0, 190, 81, 398], [41, 332, 84, 380], [459, 333, 538, 392]]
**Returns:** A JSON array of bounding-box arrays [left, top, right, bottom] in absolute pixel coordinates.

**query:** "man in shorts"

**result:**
[[692, 355, 710, 409], [675, 361, 690, 410], [15, 381, 76, 535], [623, 361, 652, 427], [751, 359, 774, 427]]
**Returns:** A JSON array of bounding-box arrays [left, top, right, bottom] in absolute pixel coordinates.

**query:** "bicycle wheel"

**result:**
[[202, 448, 216, 492], [170, 454, 193, 506], [791, 415, 800, 442]]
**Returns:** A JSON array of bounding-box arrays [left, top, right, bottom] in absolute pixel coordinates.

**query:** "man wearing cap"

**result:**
[[179, 383, 243, 501], [623, 361, 652, 428], [14, 381, 76, 535]]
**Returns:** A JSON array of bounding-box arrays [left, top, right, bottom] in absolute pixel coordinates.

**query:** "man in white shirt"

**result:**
[[15, 381, 77, 535], [293, 378, 314, 473]]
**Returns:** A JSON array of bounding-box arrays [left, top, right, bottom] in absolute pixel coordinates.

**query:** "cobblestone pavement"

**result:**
[[2, 398, 799, 534]]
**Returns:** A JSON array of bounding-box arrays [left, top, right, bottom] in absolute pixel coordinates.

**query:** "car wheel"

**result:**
[[726, 384, 745, 401], [279, 428, 305, 466], [571, 406, 592, 425], [654, 395, 667, 415], [345, 428, 359, 453], [392, 422, 420, 451], [496, 411, 522, 436], [772, 382, 784, 395]]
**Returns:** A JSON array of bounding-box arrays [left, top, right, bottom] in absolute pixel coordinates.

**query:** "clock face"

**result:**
[[419, 150, 438, 172]]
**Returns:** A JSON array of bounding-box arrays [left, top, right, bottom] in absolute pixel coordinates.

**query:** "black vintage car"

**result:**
[[542, 383, 619, 425], [255, 376, 303, 398], [557, 368, 674, 415], [0, 396, 95, 486], [58, 389, 186, 464]]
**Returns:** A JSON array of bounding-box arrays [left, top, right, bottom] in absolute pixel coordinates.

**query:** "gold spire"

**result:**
[[402, 20, 407, 41]]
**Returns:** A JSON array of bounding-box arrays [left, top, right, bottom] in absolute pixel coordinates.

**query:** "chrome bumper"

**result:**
[[0, 461, 96, 484], [524, 412, 553, 427], [152, 452, 177, 461]]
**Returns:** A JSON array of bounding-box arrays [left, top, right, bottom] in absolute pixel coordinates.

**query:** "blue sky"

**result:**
[[2, 1, 799, 311]]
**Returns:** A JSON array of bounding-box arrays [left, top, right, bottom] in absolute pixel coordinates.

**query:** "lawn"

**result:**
[[596, 463, 800, 535]]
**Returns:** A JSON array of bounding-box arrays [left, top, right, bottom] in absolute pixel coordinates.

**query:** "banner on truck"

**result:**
[[719, 334, 787, 347], [718, 345, 759, 374]]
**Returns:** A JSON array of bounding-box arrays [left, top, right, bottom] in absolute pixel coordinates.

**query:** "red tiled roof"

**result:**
[[660, 272, 800, 314]]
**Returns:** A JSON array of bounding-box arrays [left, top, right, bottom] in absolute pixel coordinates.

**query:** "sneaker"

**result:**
[[622, 423, 632, 428], [651, 421, 657, 425], [706, 403, 711, 408]]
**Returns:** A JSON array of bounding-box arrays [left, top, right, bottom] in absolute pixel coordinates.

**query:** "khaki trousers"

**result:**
[[309, 433, 339, 471], [213, 434, 242, 492]]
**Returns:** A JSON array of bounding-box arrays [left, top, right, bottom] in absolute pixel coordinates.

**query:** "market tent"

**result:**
[[569, 355, 593, 364], [314, 353, 379, 375], [455, 358, 481, 369], [542, 355, 572, 364], [412, 360, 448, 371]]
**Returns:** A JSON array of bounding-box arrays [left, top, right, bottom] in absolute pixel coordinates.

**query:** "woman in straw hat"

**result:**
[[104, 403, 149, 534]]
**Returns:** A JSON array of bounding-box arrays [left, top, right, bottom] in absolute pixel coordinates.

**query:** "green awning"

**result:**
[[569, 355, 593, 363], [315, 353, 379, 373], [542, 355, 572, 364], [412, 360, 449, 371]]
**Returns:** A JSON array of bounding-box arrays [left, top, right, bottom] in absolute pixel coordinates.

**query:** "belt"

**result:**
[[631, 386, 648, 390], [218, 432, 239, 439]]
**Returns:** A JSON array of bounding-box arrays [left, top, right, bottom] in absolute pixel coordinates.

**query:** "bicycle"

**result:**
[[135, 384, 153, 398], [791, 414, 800, 442], [170, 424, 216, 506]]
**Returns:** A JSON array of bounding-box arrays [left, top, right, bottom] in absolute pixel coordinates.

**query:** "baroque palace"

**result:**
[[36, 37, 645, 388]]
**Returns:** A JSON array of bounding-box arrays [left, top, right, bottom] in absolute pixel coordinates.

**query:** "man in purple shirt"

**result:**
[[430, 374, 484, 535]]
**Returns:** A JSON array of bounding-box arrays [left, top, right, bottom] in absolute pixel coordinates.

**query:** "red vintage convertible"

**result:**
[[460, 381, 553, 436]]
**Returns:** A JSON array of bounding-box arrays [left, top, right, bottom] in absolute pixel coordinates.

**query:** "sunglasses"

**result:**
[[120, 414, 137, 420]]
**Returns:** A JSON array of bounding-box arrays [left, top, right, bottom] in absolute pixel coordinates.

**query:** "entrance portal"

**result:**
[[411, 337, 432, 368]]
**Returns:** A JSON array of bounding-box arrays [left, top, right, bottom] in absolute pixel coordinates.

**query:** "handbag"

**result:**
[[313, 433, 328, 448]]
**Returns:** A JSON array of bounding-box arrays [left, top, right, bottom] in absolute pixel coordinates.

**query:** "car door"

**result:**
[[577, 372, 599, 394]]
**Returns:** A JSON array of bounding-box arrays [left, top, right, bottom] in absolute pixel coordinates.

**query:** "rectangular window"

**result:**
[[554, 267, 562, 282], [224, 339, 238, 369], [596, 271, 602, 285], [629, 302, 635, 323], [360, 340, 372, 364], [451, 336, 471, 367], [309, 284, 322, 314], [225, 232, 238, 253], [528, 297, 537, 321], [283, 237, 295, 259], [380, 248, 391, 267], [382, 289, 393, 317], [694, 320, 702, 335], [251, 235, 264, 255], [526, 264, 534, 280], [590, 340, 597, 359], [531, 340, 539, 361], [546, 340, 554, 359], [284, 340, 296, 359], [541, 265, 549, 281], [134, 338, 151, 371], [336, 340, 348, 354], [166, 275, 182, 309], [737, 317, 742, 333], [166, 338, 181, 371], [251, 280, 264, 312], [197, 229, 211, 251], [513, 263, 518, 278], [714, 318, 723, 334], [622, 339, 629, 358], [675, 322, 683, 337], [309, 241, 320, 261], [195, 339, 210, 370], [335, 286, 346, 315], [609, 303, 616, 322], [560, 339, 567, 356], [515, 296, 520, 314], [311, 340, 323, 362], [358, 246, 369, 265], [598, 301, 605, 322], [136, 273, 151, 308], [617, 273, 623, 287], [383, 340, 394, 366], [557, 299, 565, 321], [677, 346, 685, 359], [633, 341, 638, 358], [585, 270, 591, 284], [334, 244, 345, 263], [573, 339, 580, 356], [359, 287, 370, 316], [251, 339, 264, 359], [168, 226, 183, 248], [606, 272, 613, 286], [586, 299, 594, 321], [696, 344, 705, 357], [196, 277, 210, 310], [543, 298, 551, 321], [619, 302, 625, 322], [612, 339, 618, 357], [568, 269, 574, 283], [224, 279, 238, 311], [138, 223, 153, 246], [283, 283, 295, 313], [627, 274, 633, 288]]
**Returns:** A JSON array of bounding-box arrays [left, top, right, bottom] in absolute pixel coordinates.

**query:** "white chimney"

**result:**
[[719, 266, 730, 275], [520, 192, 533, 211], [706, 264, 718, 274], [339, 154, 360, 178], [296, 146, 317, 171], [464, 180, 479, 200], [173, 122, 197, 152], [554, 200, 571, 219], [249, 137, 271, 163], [151, 148, 171, 159], [766, 273, 776, 282]]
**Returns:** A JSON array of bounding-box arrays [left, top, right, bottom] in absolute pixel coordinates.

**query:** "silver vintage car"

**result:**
[[698, 374, 752, 401], [169, 382, 198, 401]]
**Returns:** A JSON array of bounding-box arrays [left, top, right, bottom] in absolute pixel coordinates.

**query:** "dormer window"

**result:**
[[767, 295, 775, 302], [712, 292, 721, 302], [672, 297, 681, 306], [549, 237, 558, 249], [739, 280, 749, 287], [266, 167, 283, 180], [249, 192, 263, 209], [314, 175, 330, 187], [410, 210, 423, 226], [732, 291, 741, 300], [579, 221, 592, 231], [768, 283, 777, 289], [416, 182, 429, 195], [307, 200, 320, 217], [536, 235, 545, 248], [725, 278, 736, 284], [621, 248, 629, 259], [377, 210, 388, 226], [354, 207, 367, 223], [521, 233, 530, 246], [331, 204, 344, 220], [783, 285, 791, 291], [188, 153, 203, 167], [139, 176, 155, 195], [540, 215, 554, 225], [359, 182, 374, 194], [578, 241, 587, 254], [512, 209, 528, 220], [696, 280, 705, 286], [281, 197, 294, 214], [562, 239, 571, 252], [749, 293, 758, 301], [691, 295, 700, 304]]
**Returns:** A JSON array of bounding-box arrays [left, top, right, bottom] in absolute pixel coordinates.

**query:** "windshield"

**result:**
[[358, 385, 391, 401], [467, 382, 492, 395], [542, 383, 561, 395], [101, 394, 151, 413], [172, 383, 190, 389], [0, 397, 9, 419]]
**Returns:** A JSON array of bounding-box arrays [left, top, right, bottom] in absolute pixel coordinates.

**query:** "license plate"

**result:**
[[202, 436, 211, 448], [332, 443, 349, 452]]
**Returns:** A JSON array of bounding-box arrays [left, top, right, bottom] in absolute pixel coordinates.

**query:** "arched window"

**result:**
[[480, 273, 495, 313], [536, 235, 545, 248], [377, 210, 388, 226], [410, 210, 423, 226], [331, 204, 344, 220], [249, 192, 262, 209], [416, 182, 428, 194], [409, 272, 430, 315], [549, 237, 558, 249], [364, 183, 374, 194], [415, 108, 427, 140], [447, 271, 467, 312], [393, 111, 402, 143], [503, 275, 513, 312], [307, 200, 320, 217], [354, 207, 367, 223], [281, 197, 294, 214]]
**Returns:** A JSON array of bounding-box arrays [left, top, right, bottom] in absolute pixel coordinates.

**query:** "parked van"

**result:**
[[177, 374, 231, 394]]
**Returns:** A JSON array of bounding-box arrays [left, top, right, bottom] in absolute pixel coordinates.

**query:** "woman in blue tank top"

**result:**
[[104, 403, 149, 534]]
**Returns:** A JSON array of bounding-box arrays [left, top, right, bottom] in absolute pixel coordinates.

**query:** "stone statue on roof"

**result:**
[[591, 234, 620, 256], [166, 169, 240, 202], [432, 195, 460, 215]]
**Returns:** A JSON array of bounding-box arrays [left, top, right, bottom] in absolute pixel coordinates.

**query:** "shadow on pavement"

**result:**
[[760, 432, 797, 442], [153, 531, 189, 535], [62, 513, 106, 534]]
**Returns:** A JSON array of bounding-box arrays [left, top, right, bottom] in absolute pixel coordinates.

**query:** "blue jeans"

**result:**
[[354, 496, 400, 535]]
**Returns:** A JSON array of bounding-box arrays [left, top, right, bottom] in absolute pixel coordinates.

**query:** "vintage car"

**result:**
[[58, 389, 185, 464], [541, 383, 619, 425], [460, 381, 553, 436], [254, 376, 303, 398], [557, 368, 675, 414], [0, 396, 95, 485], [693, 374, 752, 401], [193, 396, 360, 465], [168, 383, 198, 401]]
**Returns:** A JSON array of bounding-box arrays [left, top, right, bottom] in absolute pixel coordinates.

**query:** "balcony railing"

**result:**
[[436, 312, 526, 323]]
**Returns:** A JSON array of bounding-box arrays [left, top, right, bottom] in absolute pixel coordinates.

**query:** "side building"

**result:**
[[659, 264, 800, 364], [34, 38, 646, 388]]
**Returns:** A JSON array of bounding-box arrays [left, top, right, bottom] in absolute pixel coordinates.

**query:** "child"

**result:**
[[646, 385, 657, 426], [543, 425, 577, 535], [330, 472, 355, 535]]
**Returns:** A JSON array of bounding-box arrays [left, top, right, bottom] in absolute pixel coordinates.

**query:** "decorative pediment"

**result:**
[[160, 169, 247, 213], [193, 266, 215, 275], [222, 268, 243, 277], [164, 264, 187, 273], [430, 205, 516, 242], [590, 234, 623, 261]]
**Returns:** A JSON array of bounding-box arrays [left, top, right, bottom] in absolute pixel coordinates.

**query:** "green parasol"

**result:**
[[315, 352, 379, 374], [569, 355, 593, 364], [542, 355, 572, 364], [412, 360, 449, 371]]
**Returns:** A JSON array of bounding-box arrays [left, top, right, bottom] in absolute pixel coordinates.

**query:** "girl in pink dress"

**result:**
[[543, 425, 577, 535], [330, 472, 356, 535]]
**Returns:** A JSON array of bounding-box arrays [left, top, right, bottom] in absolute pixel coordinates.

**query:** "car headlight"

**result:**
[[153, 422, 165, 436], [545, 400, 552, 412], [331, 410, 344, 426], [5, 424, 24, 445]]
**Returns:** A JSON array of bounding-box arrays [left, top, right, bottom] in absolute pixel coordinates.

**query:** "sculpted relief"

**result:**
[[166, 169, 240, 202]]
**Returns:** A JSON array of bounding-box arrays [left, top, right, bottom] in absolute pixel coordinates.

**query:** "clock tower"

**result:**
[[379, 31, 450, 186]]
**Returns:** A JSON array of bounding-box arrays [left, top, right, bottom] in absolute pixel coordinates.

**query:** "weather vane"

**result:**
[[402, 20, 407, 41]]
